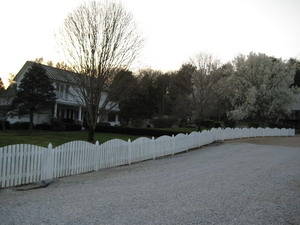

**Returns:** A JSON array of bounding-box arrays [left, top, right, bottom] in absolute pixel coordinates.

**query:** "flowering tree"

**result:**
[[228, 52, 298, 124]]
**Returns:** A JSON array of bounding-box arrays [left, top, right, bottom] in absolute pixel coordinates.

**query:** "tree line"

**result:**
[[0, 51, 299, 135], [116, 52, 300, 128]]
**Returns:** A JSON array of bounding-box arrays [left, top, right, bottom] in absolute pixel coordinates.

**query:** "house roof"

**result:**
[[12, 61, 110, 91], [14, 61, 81, 84]]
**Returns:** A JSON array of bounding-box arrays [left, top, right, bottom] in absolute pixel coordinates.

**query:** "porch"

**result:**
[[53, 103, 120, 126]]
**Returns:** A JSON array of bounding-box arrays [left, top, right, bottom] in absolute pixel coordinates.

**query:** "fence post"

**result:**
[[186, 133, 189, 152], [197, 131, 201, 147], [152, 137, 155, 160], [94, 141, 100, 171], [128, 139, 132, 165], [171, 135, 175, 156], [41, 143, 54, 182]]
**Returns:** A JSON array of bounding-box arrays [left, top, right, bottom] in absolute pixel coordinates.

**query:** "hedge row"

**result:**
[[1, 122, 82, 131], [36, 122, 82, 131], [0, 121, 10, 130], [95, 125, 182, 137]]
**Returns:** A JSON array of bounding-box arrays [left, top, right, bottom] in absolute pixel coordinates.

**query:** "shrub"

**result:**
[[224, 120, 236, 128], [11, 122, 30, 130], [0, 121, 10, 130], [62, 118, 74, 124], [151, 117, 177, 128], [248, 122, 260, 128], [98, 122, 111, 126], [185, 124, 197, 128], [214, 122, 222, 128], [35, 123, 52, 130], [268, 120, 294, 129], [65, 123, 82, 131], [200, 120, 215, 129], [178, 119, 187, 128], [95, 125, 182, 137], [51, 120, 65, 131]]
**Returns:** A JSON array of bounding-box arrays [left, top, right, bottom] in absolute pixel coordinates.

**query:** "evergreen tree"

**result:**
[[14, 63, 56, 130]]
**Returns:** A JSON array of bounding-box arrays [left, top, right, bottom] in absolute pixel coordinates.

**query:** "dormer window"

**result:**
[[65, 85, 69, 100]]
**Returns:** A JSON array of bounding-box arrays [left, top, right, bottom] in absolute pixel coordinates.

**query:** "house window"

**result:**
[[108, 113, 116, 122], [56, 83, 60, 97], [66, 108, 70, 118], [60, 85, 64, 99], [75, 111, 79, 120], [70, 110, 74, 120], [65, 85, 69, 100]]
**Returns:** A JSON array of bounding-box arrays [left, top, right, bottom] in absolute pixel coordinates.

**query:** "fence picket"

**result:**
[[0, 147, 2, 187], [11, 146, 16, 186], [21, 145, 26, 184], [2, 147, 7, 187], [33, 146, 37, 182], [30, 146, 34, 183], [6, 146, 11, 187]]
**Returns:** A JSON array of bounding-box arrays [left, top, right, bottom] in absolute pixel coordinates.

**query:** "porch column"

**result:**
[[78, 106, 82, 121], [54, 103, 58, 118], [115, 114, 119, 124], [64, 109, 67, 118]]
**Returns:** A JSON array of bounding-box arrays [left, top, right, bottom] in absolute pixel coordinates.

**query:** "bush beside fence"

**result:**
[[0, 127, 295, 188], [95, 125, 182, 137]]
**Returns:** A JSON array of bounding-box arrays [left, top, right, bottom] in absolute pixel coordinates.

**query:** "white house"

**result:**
[[3, 61, 120, 126]]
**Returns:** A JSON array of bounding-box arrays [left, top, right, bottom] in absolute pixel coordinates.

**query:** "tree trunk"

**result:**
[[29, 110, 34, 130], [1, 120, 6, 131], [87, 126, 95, 143]]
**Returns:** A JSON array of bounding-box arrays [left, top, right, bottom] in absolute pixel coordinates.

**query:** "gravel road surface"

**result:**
[[0, 139, 299, 225]]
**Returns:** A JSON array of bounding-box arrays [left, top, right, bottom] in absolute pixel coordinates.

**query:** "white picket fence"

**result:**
[[0, 127, 295, 188]]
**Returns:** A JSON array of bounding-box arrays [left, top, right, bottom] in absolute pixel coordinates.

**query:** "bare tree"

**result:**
[[169, 64, 195, 122], [56, 0, 143, 142], [189, 53, 221, 121], [34, 57, 44, 64], [55, 61, 72, 71]]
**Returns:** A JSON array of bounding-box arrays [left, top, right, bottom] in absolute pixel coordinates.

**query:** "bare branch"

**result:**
[[56, 0, 143, 142]]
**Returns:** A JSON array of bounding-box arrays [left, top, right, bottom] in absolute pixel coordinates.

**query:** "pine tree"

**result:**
[[14, 63, 56, 130]]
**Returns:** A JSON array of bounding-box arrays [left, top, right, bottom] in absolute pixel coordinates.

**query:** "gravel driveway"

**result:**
[[0, 139, 299, 225]]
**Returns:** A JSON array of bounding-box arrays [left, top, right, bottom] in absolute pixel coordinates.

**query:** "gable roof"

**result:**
[[14, 61, 81, 84], [12, 61, 110, 92]]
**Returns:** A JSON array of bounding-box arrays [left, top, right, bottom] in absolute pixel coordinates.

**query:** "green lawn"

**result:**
[[0, 131, 140, 148]]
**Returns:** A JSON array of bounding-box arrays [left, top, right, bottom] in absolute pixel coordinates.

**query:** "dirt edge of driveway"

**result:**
[[224, 134, 300, 147]]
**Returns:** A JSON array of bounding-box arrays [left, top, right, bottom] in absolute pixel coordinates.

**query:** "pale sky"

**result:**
[[0, 0, 300, 87]]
